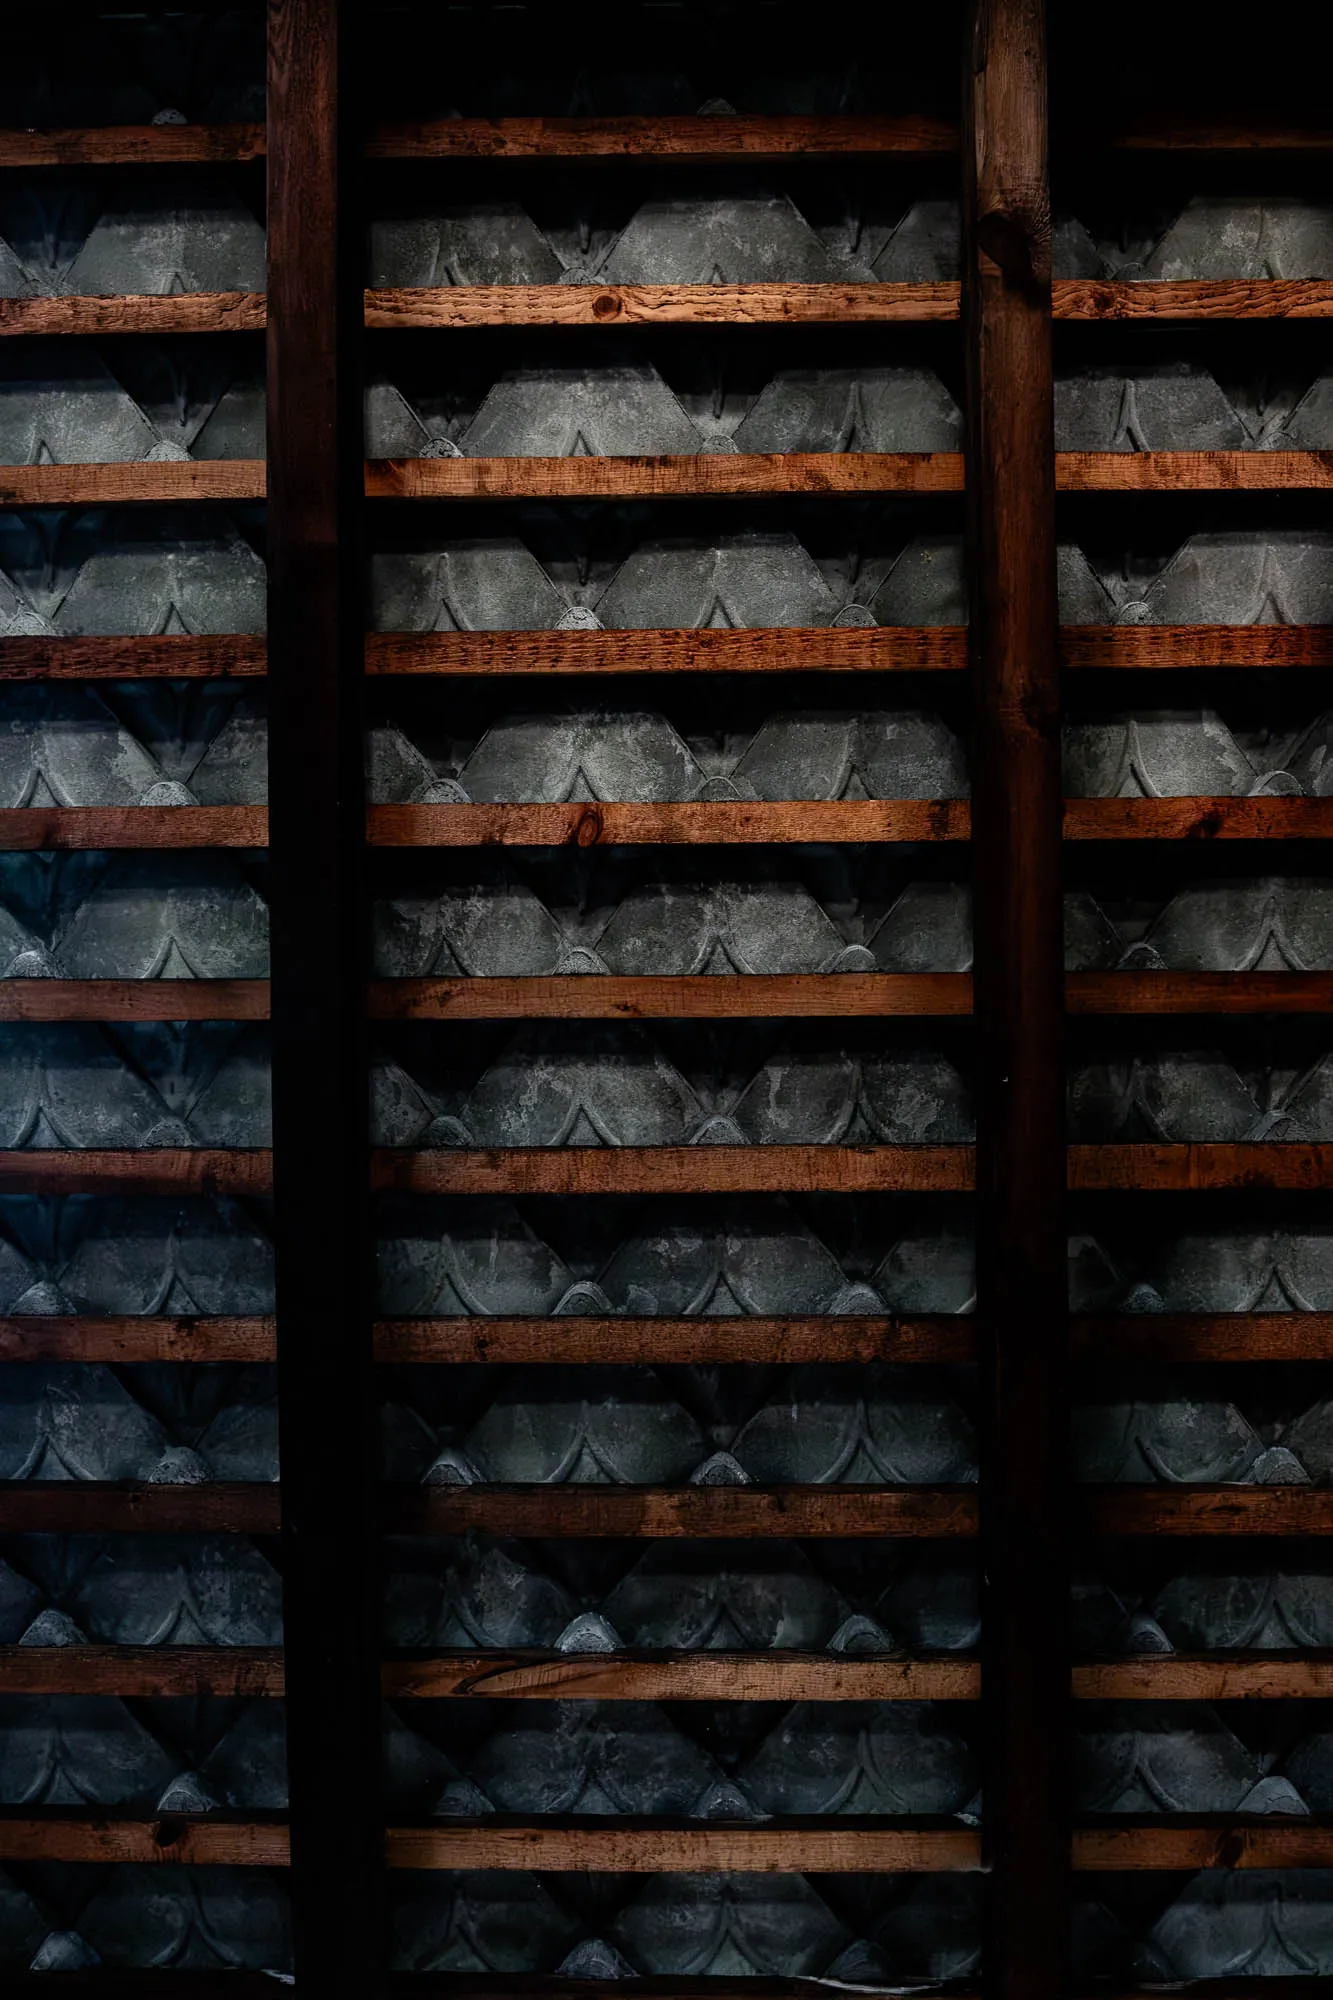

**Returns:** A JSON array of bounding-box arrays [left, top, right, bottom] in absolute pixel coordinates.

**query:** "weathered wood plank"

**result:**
[[367, 974, 973, 1021], [1072, 1314, 1333, 1363], [0, 294, 265, 336], [366, 800, 971, 846], [384, 1485, 980, 1539], [0, 806, 268, 849], [0, 1150, 274, 1195], [369, 1145, 976, 1198], [1074, 1655, 1333, 1701], [364, 453, 965, 500], [0, 980, 270, 1022], [1067, 972, 1333, 1015], [1067, 1144, 1333, 1192], [0, 1316, 277, 1363], [1056, 451, 1333, 491], [1060, 625, 1333, 669], [0, 462, 266, 505], [1065, 796, 1333, 839], [0, 1482, 282, 1534], [365, 627, 967, 675], [1052, 279, 1333, 320], [1086, 1488, 1333, 1535], [0, 636, 267, 680], [366, 283, 960, 328], [384, 1821, 982, 1872], [373, 1316, 977, 1366], [365, 115, 959, 160], [382, 1653, 981, 1701], [0, 124, 265, 166], [0, 1815, 288, 1866], [0, 1647, 285, 1697], [1071, 1819, 1333, 1870]]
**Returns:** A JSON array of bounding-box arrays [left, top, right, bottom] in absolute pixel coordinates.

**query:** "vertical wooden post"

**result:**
[[962, 6, 1069, 1999], [267, 0, 381, 1990]]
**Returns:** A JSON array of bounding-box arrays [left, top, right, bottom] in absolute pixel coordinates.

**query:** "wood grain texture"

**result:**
[[384, 1485, 980, 1540], [366, 800, 971, 846], [0, 293, 265, 335], [382, 1652, 982, 1702], [1060, 625, 1333, 669], [0, 1816, 289, 1866], [0, 1647, 285, 1697], [365, 115, 959, 160], [1086, 1488, 1333, 1536], [0, 636, 267, 680], [0, 1150, 273, 1196], [364, 627, 967, 676], [368, 974, 973, 1021], [1052, 279, 1333, 320], [384, 1822, 982, 1872], [0, 1315, 277, 1363], [1074, 1655, 1333, 1701], [1071, 1819, 1333, 1871], [1067, 1143, 1333, 1192], [1056, 451, 1333, 491], [1064, 796, 1333, 840], [0, 980, 270, 1022], [0, 124, 265, 165], [365, 283, 960, 327], [1075, 121, 1333, 152], [370, 1145, 976, 1197], [373, 1315, 978, 1366], [0, 806, 267, 850], [364, 453, 965, 500], [0, 1482, 281, 1534], [0, 462, 266, 505], [1072, 1314, 1333, 1363], [1067, 973, 1333, 1015]]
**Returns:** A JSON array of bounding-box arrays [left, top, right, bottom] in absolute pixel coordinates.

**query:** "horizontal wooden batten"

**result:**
[[1073, 1313, 1333, 1363], [0, 462, 266, 506], [365, 115, 960, 161], [383, 1652, 981, 1702], [373, 1315, 977, 1366], [370, 1145, 975, 1198], [1056, 451, 1333, 492], [385, 1485, 979, 1540], [0, 293, 265, 336], [1052, 279, 1333, 320], [0, 124, 265, 166], [1061, 625, 1333, 670], [1075, 1655, 1333, 1701], [0, 1482, 281, 1534], [1071, 121, 1333, 153], [0, 1315, 277, 1363], [0, 1814, 288, 1866], [369, 974, 973, 1022], [1064, 796, 1333, 840], [1067, 1143, 1333, 1192], [1067, 972, 1333, 1015], [0, 636, 268, 680], [0, 806, 267, 849], [366, 283, 961, 328], [0, 1150, 273, 1196], [365, 627, 967, 676], [384, 1820, 981, 1873], [366, 800, 970, 846], [1086, 1488, 1333, 1536], [1071, 1818, 1333, 1871], [0, 1646, 285, 1697], [0, 980, 270, 1022], [365, 454, 965, 500]]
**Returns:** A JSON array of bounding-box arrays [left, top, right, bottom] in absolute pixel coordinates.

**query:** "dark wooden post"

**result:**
[[962, 6, 1070, 1999], [267, 0, 381, 1989]]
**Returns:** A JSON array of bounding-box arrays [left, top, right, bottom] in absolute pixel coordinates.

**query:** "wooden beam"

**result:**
[[0, 294, 265, 336], [1074, 1655, 1333, 1701], [0, 1150, 273, 1196], [383, 1821, 982, 1872], [1061, 625, 1333, 669], [0, 1315, 277, 1363], [0, 636, 267, 680], [1086, 1488, 1333, 1536], [1052, 279, 1333, 320], [1067, 972, 1333, 1015], [364, 627, 967, 676], [1071, 1819, 1333, 1871], [1056, 451, 1333, 491], [0, 980, 270, 1022], [0, 124, 265, 166], [368, 974, 973, 1021], [384, 1485, 979, 1539], [0, 1647, 284, 1697], [0, 462, 266, 506], [1072, 1313, 1333, 1363], [963, 13, 1069, 2000], [365, 115, 959, 161], [369, 1145, 975, 1198], [366, 283, 960, 328], [1065, 797, 1333, 839], [0, 806, 267, 849], [366, 800, 970, 846], [1073, 120, 1333, 153], [1068, 1143, 1333, 1192], [373, 1315, 977, 1366], [0, 1815, 288, 1866], [0, 1482, 281, 1534], [382, 1652, 981, 1702], [364, 453, 964, 500]]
